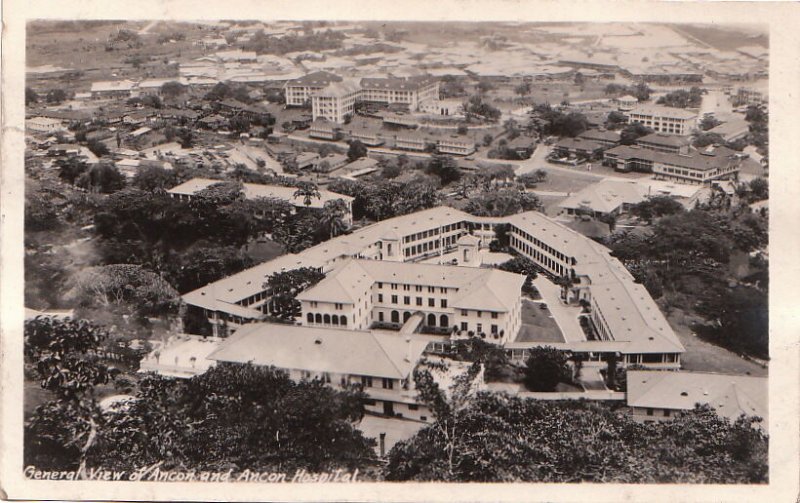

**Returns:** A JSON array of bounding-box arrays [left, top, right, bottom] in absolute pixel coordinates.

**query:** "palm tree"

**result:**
[[293, 182, 321, 207], [321, 199, 349, 238]]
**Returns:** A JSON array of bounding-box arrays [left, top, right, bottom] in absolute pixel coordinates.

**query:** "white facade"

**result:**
[[627, 105, 698, 136]]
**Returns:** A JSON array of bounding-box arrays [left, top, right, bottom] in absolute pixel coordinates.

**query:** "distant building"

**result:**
[[167, 177, 354, 224], [636, 133, 691, 154], [90, 80, 137, 99], [284, 71, 344, 107], [614, 94, 639, 111], [438, 135, 476, 156], [311, 80, 362, 123], [313, 153, 348, 173], [558, 180, 649, 218], [707, 118, 751, 142], [139, 335, 222, 378], [552, 137, 605, 160], [626, 370, 768, 431], [309, 120, 339, 140], [360, 76, 439, 110], [26, 117, 65, 133], [577, 129, 621, 149], [603, 144, 745, 184], [626, 105, 698, 136], [732, 87, 767, 107]]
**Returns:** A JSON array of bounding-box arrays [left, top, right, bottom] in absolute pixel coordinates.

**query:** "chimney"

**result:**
[[404, 336, 412, 363]]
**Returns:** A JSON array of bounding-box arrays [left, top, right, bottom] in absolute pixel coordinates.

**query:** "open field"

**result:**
[[515, 299, 565, 343], [666, 308, 768, 377]]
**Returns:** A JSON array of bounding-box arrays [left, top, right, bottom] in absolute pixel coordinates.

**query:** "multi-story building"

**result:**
[[636, 133, 691, 154], [360, 76, 439, 110], [90, 80, 138, 99], [438, 135, 477, 156], [284, 71, 343, 107], [626, 105, 698, 135], [183, 206, 685, 368], [25, 117, 65, 133], [603, 144, 747, 185], [577, 129, 621, 149], [310, 80, 362, 123], [297, 258, 524, 342]]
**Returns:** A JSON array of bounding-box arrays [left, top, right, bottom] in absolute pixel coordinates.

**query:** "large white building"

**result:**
[[183, 206, 685, 369], [310, 80, 362, 124], [297, 258, 524, 343], [626, 105, 698, 135], [284, 71, 344, 107], [292, 72, 442, 124]]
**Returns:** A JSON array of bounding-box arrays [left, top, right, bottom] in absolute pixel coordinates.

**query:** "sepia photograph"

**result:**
[[1, 1, 798, 502]]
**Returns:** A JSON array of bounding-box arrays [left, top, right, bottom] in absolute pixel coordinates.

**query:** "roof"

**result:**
[[559, 180, 649, 214], [208, 322, 430, 379], [344, 157, 379, 171], [578, 129, 621, 144], [286, 71, 343, 87], [311, 80, 362, 98], [167, 178, 353, 209], [297, 258, 524, 313], [708, 118, 750, 138], [627, 370, 767, 428], [91, 80, 137, 92], [605, 144, 745, 172], [637, 133, 691, 148], [629, 104, 698, 120], [360, 75, 437, 91], [554, 137, 604, 151]]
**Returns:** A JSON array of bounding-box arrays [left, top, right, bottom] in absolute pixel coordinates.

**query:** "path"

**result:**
[[531, 277, 586, 344]]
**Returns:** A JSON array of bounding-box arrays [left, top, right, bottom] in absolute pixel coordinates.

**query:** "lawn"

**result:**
[[242, 238, 284, 263], [666, 308, 768, 377], [536, 169, 599, 194], [515, 299, 565, 343]]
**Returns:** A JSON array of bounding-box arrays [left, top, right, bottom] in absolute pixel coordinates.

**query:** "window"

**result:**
[[335, 303, 343, 310], [440, 287, 446, 294], [415, 285, 422, 292], [664, 410, 671, 417], [461, 322, 468, 331], [378, 294, 384, 303], [420, 416, 427, 421], [416, 297, 422, 306], [476, 323, 482, 333], [361, 376, 373, 388], [428, 286, 435, 293], [491, 324, 498, 334], [377, 282, 383, 288], [428, 298, 435, 307], [307, 313, 314, 323], [408, 404, 419, 411], [491, 312, 498, 319], [461, 309, 468, 316], [404, 296, 410, 305], [391, 283, 397, 290], [382, 378, 394, 390], [646, 408, 654, 416], [391, 295, 398, 304], [403, 285, 410, 291], [440, 299, 447, 308], [477, 311, 482, 318]]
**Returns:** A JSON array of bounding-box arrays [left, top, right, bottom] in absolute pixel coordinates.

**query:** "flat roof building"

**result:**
[[627, 105, 698, 136]]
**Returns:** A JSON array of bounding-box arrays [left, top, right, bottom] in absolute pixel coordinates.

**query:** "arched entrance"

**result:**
[[427, 313, 437, 327], [391, 310, 399, 323]]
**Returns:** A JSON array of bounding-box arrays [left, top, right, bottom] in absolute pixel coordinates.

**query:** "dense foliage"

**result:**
[[385, 393, 767, 483], [523, 346, 572, 391]]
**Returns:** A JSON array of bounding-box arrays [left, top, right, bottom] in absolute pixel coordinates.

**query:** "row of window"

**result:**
[[459, 321, 500, 334], [511, 227, 570, 264], [378, 294, 448, 308], [306, 313, 348, 326], [377, 310, 449, 327], [378, 283, 448, 294]]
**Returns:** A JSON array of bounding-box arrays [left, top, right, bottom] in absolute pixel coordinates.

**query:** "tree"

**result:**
[[629, 196, 685, 223], [464, 189, 541, 217], [606, 110, 628, 129], [523, 346, 572, 391], [89, 364, 374, 473], [46, 89, 68, 104], [657, 87, 704, 108], [514, 82, 532, 98], [385, 394, 767, 483], [425, 154, 461, 185], [476, 80, 494, 94], [693, 132, 725, 148], [574, 72, 585, 86], [76, 163, 126, 194], [132, 165, 178, 192], [632, 82, 652, 102], [65, 264, 179, 316], [748, 177, 768, 202], [619, 122, 653, 145], [699, 115, 722, 131], [320, 198, 350, 238], [160, 80, 186, 100], [293, 181, 321, 207], [264, 267, 326, 320], [165, 245, 254, 294], [24, 317, 117, 473], [26, 86, 39, 105], [87, 139, 110, 158], [347, 140, 368, 161], [498, 256, 538, 278], [57, 157, 90, 185]]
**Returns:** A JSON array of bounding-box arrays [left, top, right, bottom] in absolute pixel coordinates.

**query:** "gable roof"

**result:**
[[559, 180, 649, 214], [627, 370, 767, 429], [207, 322, 431, 379]]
